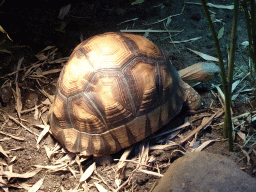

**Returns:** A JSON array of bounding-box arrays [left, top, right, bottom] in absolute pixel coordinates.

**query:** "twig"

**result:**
[[179, 109, 224, 144], [20, 104, 44, 114], [8, 115, 39, 136], [119, 29, 181, 33], [117, 18, 138, 25], [94, 170, 115, 192], [0, 130, 25, 141]]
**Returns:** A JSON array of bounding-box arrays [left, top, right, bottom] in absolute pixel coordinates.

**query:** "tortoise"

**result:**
[[48, 32, 219, 157]]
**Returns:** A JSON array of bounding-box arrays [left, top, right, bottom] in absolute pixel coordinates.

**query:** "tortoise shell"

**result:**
[[48, 32, 186, 156]]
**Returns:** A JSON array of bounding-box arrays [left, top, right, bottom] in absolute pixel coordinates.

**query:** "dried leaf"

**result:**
[[7, 165, 12, 181], [42, 98, 51, 105], [79, 162, 96, 182], [8, 115, 38, 136], [9, 156, 16, 164], [28, 177, 44, 192], [0, 25, 12, 41], [153, 122, 190, 140], [150, 142, 178, 150], [41, 68, 62, 76], [36, 125, 50, 145], [252, 116, 256, 123], [171, 37, 201, 44], [0, 130, 25, 141], [14, 86, 22, 119], [22, 63, 40, 81], [115, 178, 121, 188], [67, 166, 78, 179], [189, 138, 200, 149], [39, 89, 55, 103], [15, 57, 24, 119], [0, 168, 41, 179], [215, 85, 225, 102], [11, 183, 32, 190], [187, 48, 219, 62], [120, 29, 180, 33], [192, 139, 216, 152], [9, 147, 24, 151], [240, 148, 251, 166], [58, 4, 71, 19], [0, 49, 12, 54], [231, 80, 241, 93], [131, 0, 144, 5], [207, 3, 234, 10], [34, 164, 67, 171], [94, 182, 108, 192], [237, 131, 246, 142], [35, 53, 48, 61], [42, 46, 55, 52], [0, 145, 8, 158], [33, 104, 39, 120], [0, 138, 10, 142], [55, 153, 76, 164], [44, 146, 54, 160], [138, 142, 149, 169], [139, 169, 163, 177], [0, 176, 8, 192], [179, 110, 224, 144], [117, 147, 133, 169]]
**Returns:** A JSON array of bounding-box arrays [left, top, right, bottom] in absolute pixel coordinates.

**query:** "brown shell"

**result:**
[[48, 32, 185, 156]]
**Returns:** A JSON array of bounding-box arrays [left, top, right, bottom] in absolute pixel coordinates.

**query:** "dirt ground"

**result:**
[[0, 0, 256, 191]]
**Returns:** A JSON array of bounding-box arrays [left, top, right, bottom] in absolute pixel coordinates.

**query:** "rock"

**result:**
[[25, 92, 38, 108], [0, 86, 12, 104], [151, 151, 256, 192]]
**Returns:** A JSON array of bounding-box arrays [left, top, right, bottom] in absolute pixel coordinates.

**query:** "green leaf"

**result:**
[[217, 26, 224, 40], [166, 17, 172, 27], [0, 25, 5, 33], [131, 0, 144, 5]]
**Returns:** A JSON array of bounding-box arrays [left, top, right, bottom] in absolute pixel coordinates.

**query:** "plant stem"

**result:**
[[200, 0, 228, 135], [242, 0, 256, 85], [201, 0, 239, 151], [249, 0, 256, 73], [225, 0, 240, 151]]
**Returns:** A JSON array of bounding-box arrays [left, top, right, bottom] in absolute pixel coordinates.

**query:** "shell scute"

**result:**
[[48, 32, 184, 156]]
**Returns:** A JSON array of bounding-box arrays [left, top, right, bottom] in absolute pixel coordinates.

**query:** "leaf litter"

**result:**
[[0, 5, 255, 191]]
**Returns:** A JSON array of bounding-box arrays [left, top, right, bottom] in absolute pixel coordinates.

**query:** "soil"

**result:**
[[0, 0, 255, 191]]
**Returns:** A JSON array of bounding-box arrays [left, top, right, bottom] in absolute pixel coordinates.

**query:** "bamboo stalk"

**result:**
[[200, 0, 240, 151], [250, 0, 256, 74], [225, 0, 240, 151], [241, 0, 256, 85]]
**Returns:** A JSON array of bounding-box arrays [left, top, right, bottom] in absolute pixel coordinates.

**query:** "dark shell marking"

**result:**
[[48, 32, 188, 156]]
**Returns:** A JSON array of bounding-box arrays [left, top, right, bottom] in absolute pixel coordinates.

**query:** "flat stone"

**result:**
[[152, 151, 256, 192]]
